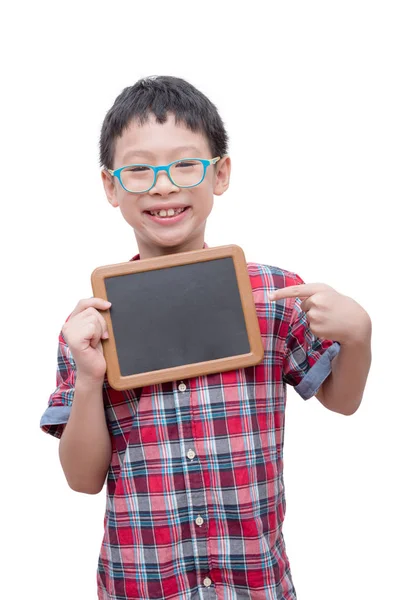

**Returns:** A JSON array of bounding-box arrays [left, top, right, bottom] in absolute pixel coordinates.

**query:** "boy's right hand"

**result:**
[[62, 298, 112, 383]]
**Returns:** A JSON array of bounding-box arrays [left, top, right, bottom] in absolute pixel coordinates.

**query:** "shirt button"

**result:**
[[187, 449, 196, 460], [203, 577, 212, 587], [195, 515, 204, 526], [178, 382, 187, 392]]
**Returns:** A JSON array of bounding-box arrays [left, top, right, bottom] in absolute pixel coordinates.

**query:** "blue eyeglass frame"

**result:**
[[107, 156, 221, 193]]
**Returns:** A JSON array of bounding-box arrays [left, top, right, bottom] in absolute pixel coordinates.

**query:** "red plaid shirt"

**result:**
[[41, 255, 340, 600]]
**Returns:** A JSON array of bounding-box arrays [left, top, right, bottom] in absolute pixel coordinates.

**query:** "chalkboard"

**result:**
[[91, 245, 263, 390]]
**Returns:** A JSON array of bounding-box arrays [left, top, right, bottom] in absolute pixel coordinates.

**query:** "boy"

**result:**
[[40, 76, 372, 600]]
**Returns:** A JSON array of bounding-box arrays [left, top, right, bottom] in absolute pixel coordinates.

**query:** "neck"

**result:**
[[137, 234, 206, 260]]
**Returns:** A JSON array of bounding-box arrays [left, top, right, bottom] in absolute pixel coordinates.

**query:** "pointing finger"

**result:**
[[268, 283, 328, 301]]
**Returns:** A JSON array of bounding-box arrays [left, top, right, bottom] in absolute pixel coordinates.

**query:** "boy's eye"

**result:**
[[126, 166, 150, 173], [175, 161, 197, 169]]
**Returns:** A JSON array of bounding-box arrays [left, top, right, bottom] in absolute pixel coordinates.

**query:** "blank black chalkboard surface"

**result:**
[[91, 245, 263, 390]]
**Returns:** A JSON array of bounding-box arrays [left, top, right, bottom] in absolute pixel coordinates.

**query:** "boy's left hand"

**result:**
[[268, 283, 371, 346]]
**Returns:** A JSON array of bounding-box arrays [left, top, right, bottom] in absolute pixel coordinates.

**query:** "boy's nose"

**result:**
[[149, 171, 179, 196]]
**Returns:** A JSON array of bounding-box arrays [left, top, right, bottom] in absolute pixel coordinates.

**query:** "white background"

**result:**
[[1, 1, 399, 598]]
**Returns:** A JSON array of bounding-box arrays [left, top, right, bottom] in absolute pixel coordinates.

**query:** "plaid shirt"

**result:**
[[40, 255, 340, 600]]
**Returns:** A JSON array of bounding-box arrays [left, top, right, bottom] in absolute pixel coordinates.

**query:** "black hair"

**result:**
[[99, 75, 229, 169]]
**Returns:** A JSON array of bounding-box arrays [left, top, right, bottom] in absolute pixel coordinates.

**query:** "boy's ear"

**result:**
[[213, 156, 231, 196], [101, 169, 119, 207]]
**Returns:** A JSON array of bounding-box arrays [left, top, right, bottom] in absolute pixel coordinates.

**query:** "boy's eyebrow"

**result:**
[[122, 146, 203, 163]]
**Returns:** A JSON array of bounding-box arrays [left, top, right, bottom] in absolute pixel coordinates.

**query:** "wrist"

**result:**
[[75, 371, 105, 391], [341, 314, 372, 348]]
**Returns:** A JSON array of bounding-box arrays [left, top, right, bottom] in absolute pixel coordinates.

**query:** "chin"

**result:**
[[155, 227, 194, 245], [154, 232, 202, 255], [159, 239, 192, 253]]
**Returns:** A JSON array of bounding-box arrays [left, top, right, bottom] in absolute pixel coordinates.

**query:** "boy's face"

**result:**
[[102, 113, 231, 259]]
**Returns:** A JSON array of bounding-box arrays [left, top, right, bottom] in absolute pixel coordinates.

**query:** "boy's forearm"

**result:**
[[59, 375, 112, 494], [317, 330, 372, 416]]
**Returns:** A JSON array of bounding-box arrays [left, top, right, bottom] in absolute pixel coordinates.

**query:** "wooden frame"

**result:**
[[91, 244, 264, 390]]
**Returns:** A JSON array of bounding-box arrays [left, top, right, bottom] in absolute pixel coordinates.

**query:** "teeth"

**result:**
[[150, 208, 185, 218]]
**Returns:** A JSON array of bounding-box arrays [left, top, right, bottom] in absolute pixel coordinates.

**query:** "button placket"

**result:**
[[176, 378, 211, 584]]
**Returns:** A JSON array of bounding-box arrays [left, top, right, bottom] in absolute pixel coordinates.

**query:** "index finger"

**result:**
[[268, 283, 326, 301], [70, 297, 112, 318]]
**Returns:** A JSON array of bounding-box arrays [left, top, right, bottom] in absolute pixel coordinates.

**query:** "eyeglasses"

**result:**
[[107, 157, 221, 194]]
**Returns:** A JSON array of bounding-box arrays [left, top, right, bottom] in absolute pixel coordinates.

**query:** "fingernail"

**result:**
[[106, 301, 112, 306]]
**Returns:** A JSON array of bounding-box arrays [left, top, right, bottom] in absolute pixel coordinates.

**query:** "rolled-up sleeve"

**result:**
[[282, 277, 341, 400], [40, 332, 76, 439]]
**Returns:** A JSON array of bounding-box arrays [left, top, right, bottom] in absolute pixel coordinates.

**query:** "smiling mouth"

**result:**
[[145, 207, 189, 218]]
